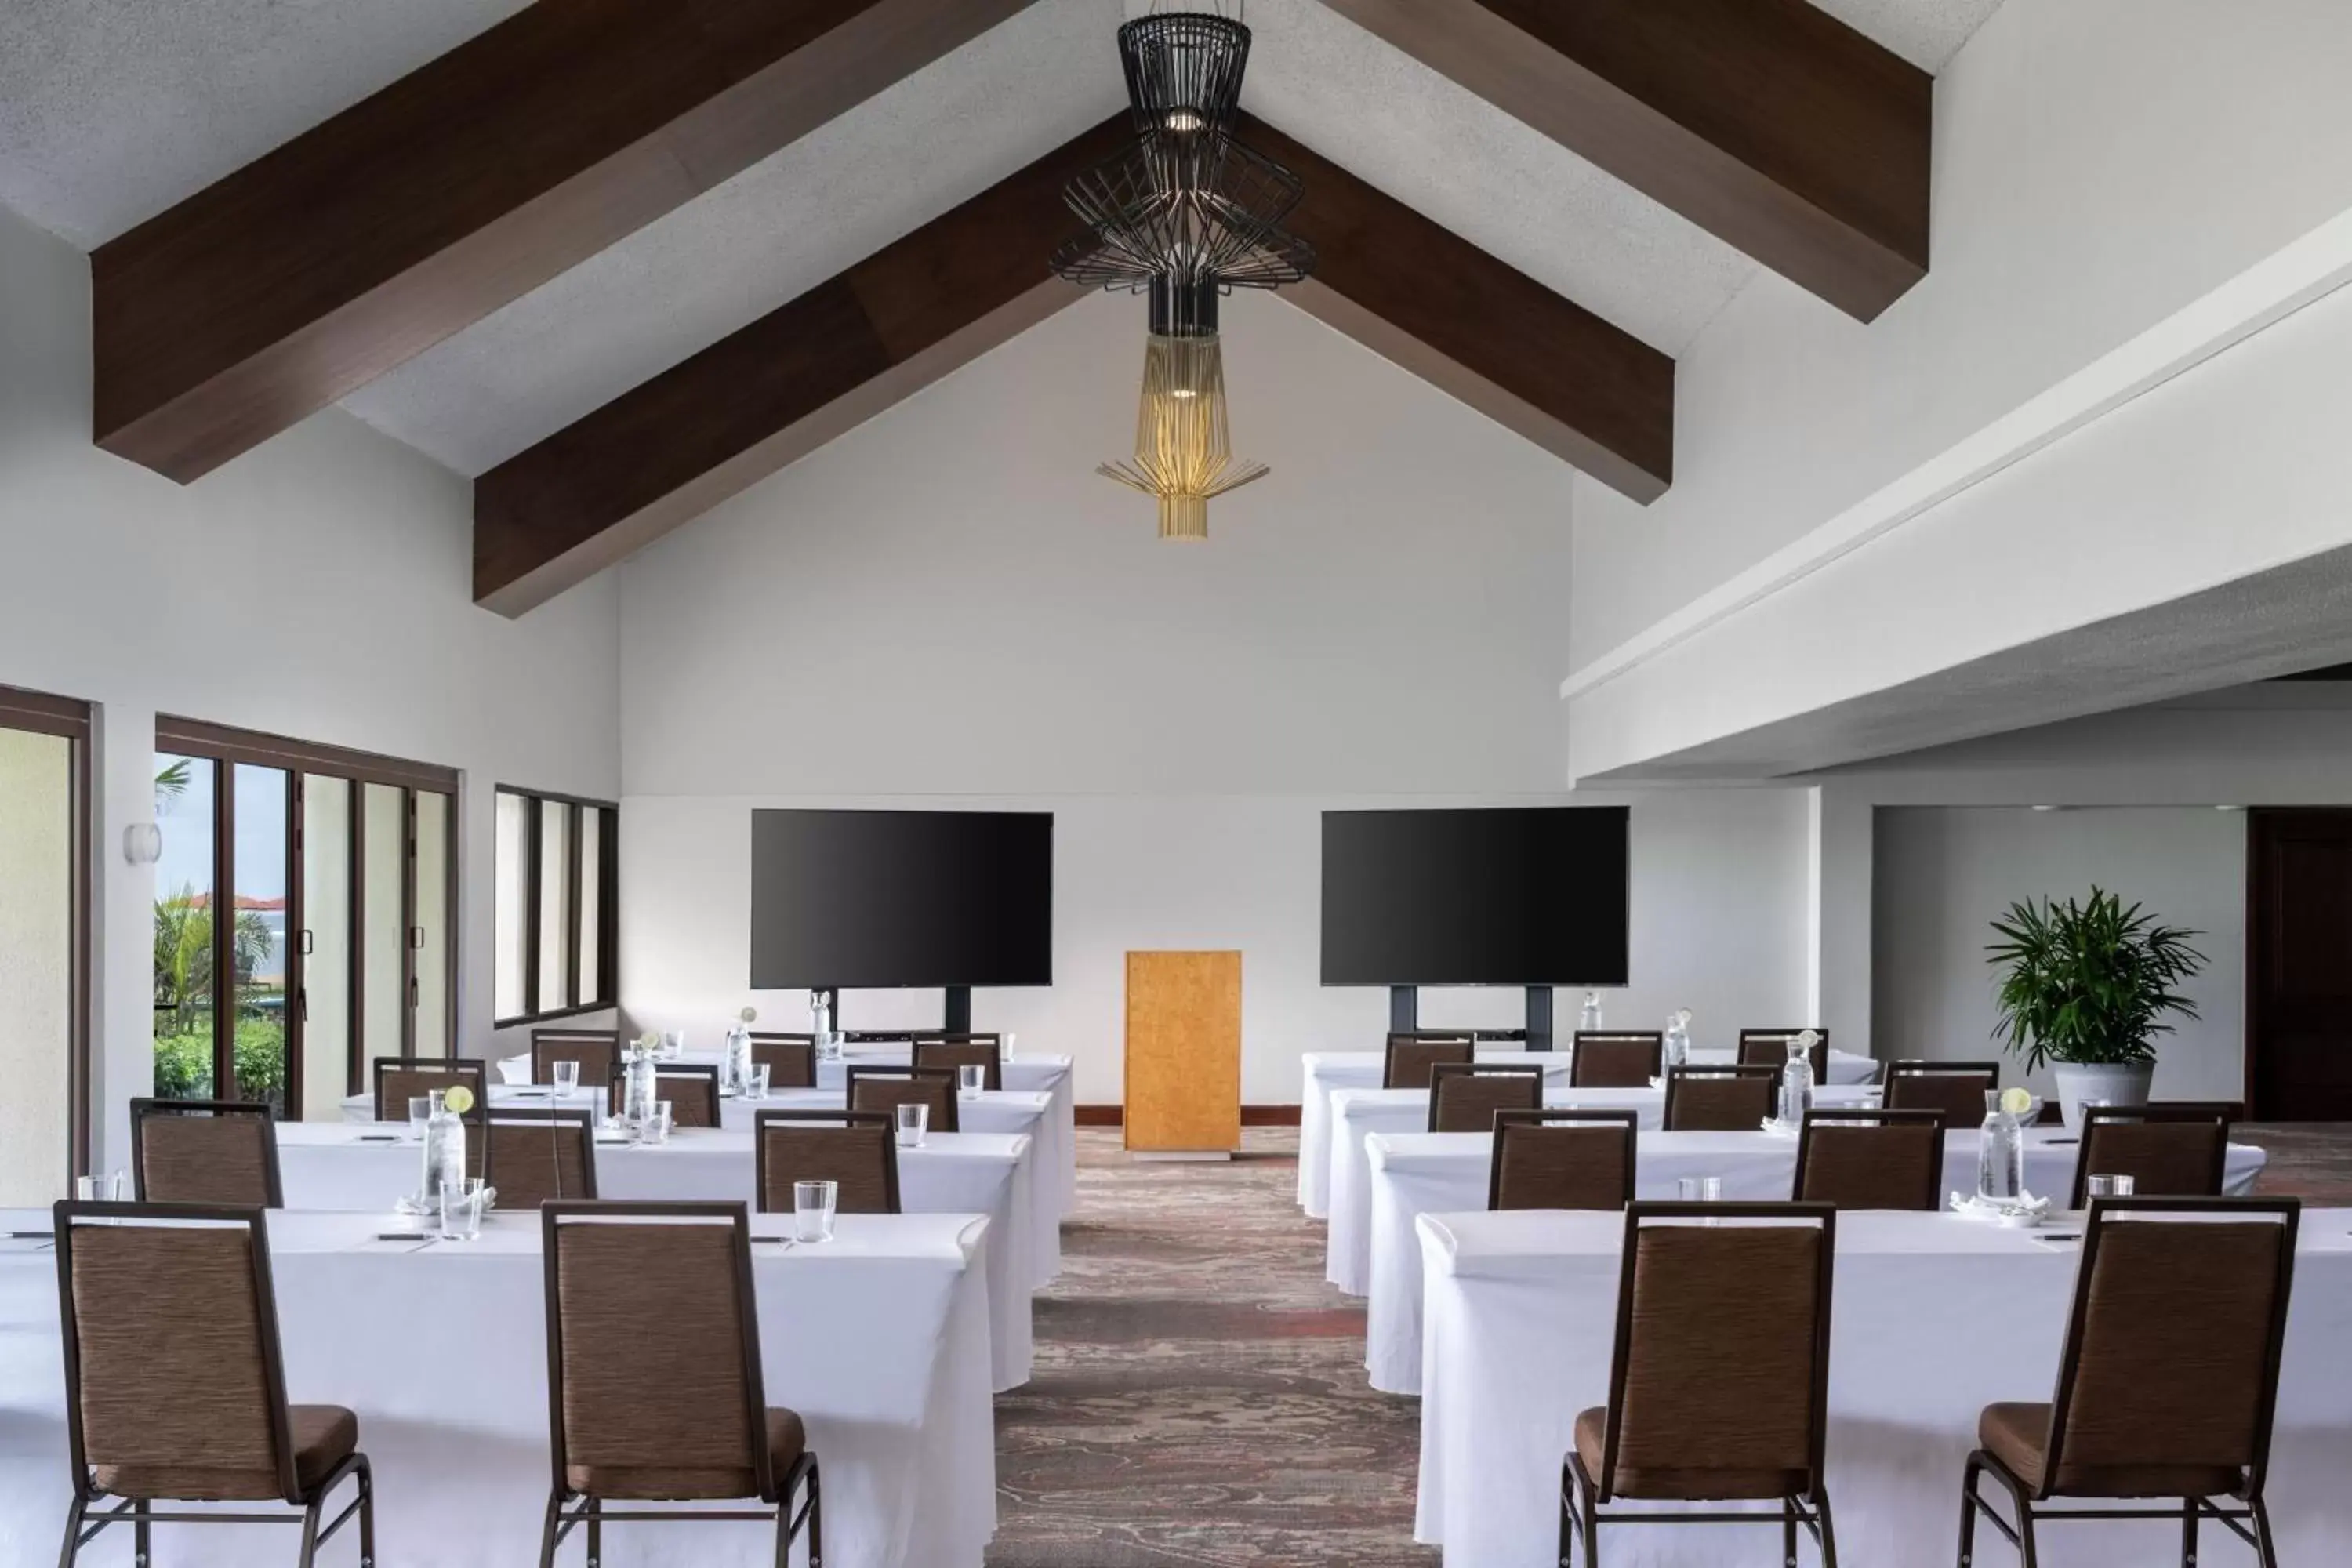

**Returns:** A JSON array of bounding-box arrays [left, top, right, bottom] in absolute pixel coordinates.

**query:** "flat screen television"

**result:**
[[750, 809, 1053, 989], [1319, 806, 1628, 986]]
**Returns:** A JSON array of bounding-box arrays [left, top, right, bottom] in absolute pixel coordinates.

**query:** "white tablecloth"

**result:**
[[1323, 1083, 1885, 1297], [0, 1207, 996, 1568], [341, 1085, 1065, 1283], [1415, 1207, 2352, 1566], [277, 1121, 1038, 1390], [1363, 1127, 2269, 1393], [1296, 1046, 1878, 1216]]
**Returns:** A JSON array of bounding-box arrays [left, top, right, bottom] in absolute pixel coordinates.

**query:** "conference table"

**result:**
[[1361, 1125, 2270, 1394], [0, 1208, 996, 1568], [1414, 1207, 2352, 1566], [343, 1082, 1065, 1285], [278, 1120, 1040, 1391], [1322, 1081, 1885, 1298], [1296, 1044, 1879, 1218]]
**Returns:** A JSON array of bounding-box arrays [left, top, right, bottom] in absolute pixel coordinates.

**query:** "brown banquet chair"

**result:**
[[755, 1109, 902, 1215], [912, 1034, 1004, 1092], [605, 1063, 722, 1129], [1570, 1032, 1663, 1089], [1563, 1201, 1838, 1565], [748, 1033, 817, 1090], [1488, 1109, 1638, 1211], [129, 1097, 284, 1208], [1791, 1108, 1945, 1210], [485, 1107, 600, 1207], [1383, 1033, 1475, 1090], [51, 1201, 375, 1566], [532, 1029, 620, 1091], [372, 1056, 490, 1124], [845, 1065, 960, 1134], [1884, 1060, 2002, 1129], [1661, 1065, 1777, 1131], [538, 1202, 819, 1566], [1426, 1062, 1545, 1133], [2067, 1102, 2236, 1209], [1738, 1028, 1829, 1080], [1958, 1196, 2299, 1568]]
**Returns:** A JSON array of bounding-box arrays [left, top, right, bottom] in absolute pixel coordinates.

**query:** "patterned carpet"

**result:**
[[987, 1127, 1434, 1567]]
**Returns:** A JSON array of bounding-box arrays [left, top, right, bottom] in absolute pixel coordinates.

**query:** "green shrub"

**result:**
[[152, 1017, 288, 1101]]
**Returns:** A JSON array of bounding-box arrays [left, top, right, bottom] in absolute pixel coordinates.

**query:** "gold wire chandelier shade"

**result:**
[[1096, 333, 1268, 539]]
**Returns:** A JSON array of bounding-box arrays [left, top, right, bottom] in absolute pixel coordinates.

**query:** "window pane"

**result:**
[[537, 800, 572, 1014], [153, 753, 216, 1100], [299, 775, 351, 1121], [361, 784, 405, 1062], [579, 808, 602, 1007], [495, 792, 529, 1020], [0, 728, 74, 1203], [230, 764, 289, 1114], [413, 792, 451, 1057]]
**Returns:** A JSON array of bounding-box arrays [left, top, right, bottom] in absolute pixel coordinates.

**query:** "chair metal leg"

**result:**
[[54, 1493, 86, 1568], [1957, 1454, 1981, 1568], [296, 1491, 325, 1568], [354, 1454, 376, 1568], [585, 1496, 601, 1568], [537, 1493, 562, 1568], [1558, 1459, 1576, 1568], [2180, 1496, 2198, 1568], [1571, 1463, 1600, 1566], [133, 1503, 149, 1568], [1784, 1501, 1800, 1567], [808, 1457, 824, 1568], [2250, 1495, 2279, 1568], [1815, 1489, 1839, 1568]]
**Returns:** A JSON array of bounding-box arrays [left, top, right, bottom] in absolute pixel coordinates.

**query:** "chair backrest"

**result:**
[[1661, 1065, 1777, 1131], [1737, 1029, 1828, 1079], [542, 1202, 780, 1503], [372, 1056, 490, 1124], [129, 1098, 283, 1208], [485, 1108, 598, 1207], [2030, 1197, 2299, 1501], [2069, 1102, 2236, 1208], [54, 1202, 304, 1503], [844, 1065, 959, 1134], [1383, 1034, 1475, 1090], [1426, 1063, 1545, 1133], [754, 1111, 901, 1215], [1488, 1109, 1637, 1211], [749, 1035, 816, 1090], [1882, 1060, 2001, 1127], [605, 1064, 723, 1129], [532, 1031, 619, 1089], [1593, 1203, 1835, 1504], [1791, 1109, 1945, 1210], [1570, 1032, 1663, 1088], [912, 1037, 1003, 1092]]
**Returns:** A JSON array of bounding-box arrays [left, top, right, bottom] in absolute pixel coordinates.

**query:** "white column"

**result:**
[[1806, 785, 1876, 1058], [91, 700, 155, 1176]]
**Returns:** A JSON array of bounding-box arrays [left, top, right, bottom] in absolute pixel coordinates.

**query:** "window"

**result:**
[[494, 786, 616, 1025], [0, 685, 92, 1200], [154, 717, 457, 1119]]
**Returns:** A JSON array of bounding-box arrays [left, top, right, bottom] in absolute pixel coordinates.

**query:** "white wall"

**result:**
[[0, 202, 622, 1170], [615, 288, 1813, 1099], [1872, 806, 2248, 1102]]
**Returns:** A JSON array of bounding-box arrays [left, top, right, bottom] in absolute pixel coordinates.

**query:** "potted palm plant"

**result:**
[[1986, 887, 2205, 1129]]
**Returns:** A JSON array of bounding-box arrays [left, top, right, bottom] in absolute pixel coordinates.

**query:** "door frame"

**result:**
[[2243, 806, 2352, 1120], [0, 684, 95, 1184]]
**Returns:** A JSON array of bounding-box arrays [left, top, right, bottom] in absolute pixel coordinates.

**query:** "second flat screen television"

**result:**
[[750, 809, 1053, 989], [1320, 805, 1628, 986]]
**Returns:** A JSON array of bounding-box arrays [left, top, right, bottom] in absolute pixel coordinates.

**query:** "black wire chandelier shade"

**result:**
[[1120, 12, 1250, 139]]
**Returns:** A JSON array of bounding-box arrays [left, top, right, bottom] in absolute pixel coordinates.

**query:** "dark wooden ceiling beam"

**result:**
[[1314, 0, 1933, 321], [474, 115, 1673, 615], [92, 0, 1036, 482]]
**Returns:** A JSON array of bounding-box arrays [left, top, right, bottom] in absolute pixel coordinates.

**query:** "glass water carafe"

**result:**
[[1777, 1044, 1815, 1126], [421, 1091, 465, 1203], [622, 1047, 660, 1131], [723, 1025, 754, 1097], [1578, 991, 1603, 1033], [1976, 1091, 2028, 1206], [1663, 1011, 1691, 1072]]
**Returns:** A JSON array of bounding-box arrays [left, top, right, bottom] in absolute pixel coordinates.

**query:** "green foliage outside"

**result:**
[[153, 1016, 286, 1100]]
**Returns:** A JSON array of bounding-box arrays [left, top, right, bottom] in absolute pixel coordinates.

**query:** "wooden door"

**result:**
[[2247, 809, 2352, 1120]]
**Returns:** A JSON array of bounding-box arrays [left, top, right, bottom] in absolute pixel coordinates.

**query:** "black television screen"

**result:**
[[750, 810, 1054, 989], [1320, 806, 1628, 985]]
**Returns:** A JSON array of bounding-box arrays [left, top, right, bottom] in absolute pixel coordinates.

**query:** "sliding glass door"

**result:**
[[0, 688, 90, 1203]]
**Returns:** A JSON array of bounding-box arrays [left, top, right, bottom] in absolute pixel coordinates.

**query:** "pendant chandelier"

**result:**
[[1051, 5, 1314, 540]]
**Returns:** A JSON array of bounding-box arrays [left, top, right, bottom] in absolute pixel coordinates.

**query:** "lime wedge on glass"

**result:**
[[1998, 1087, 2032, 1116], [441, 1084, 476, 1116]]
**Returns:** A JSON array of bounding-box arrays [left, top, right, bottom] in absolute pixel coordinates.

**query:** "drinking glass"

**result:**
[[552, 1060, 580, 1101], [660, 1029, 686, 1060], [1675, 1175, 1723, 1203], [641, 1102, 674, 1146], [441, 1178, 487, 1240], [75, 1171, 124, 1202], [408, 1095, 436, 1142], [793, 1179, 839, 1243], [958, 1064, 985, 1100], [1000, 1031, 1017, 1063], [2085, 1173, 2136, 1200], [895, 1102, 929, 1149]]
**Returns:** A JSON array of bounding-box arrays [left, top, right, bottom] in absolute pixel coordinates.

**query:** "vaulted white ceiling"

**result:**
[[0, 0, 2005, 476]]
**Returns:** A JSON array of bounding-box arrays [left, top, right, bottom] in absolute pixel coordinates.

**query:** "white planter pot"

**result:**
[[2051, 1061, 2154, 1130]]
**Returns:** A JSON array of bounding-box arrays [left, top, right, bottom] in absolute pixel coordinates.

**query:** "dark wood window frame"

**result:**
[[154, 716, 459, 1116], [0, 684, 94, 1185], [495, 784, 619, 1028]]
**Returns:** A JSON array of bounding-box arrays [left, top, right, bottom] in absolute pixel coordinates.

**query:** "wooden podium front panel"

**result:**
[[1123, 950, 1242, 1152]]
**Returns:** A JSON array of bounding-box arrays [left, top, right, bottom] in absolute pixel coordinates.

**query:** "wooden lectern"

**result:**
[[1123, 950, 1242, 1157]]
